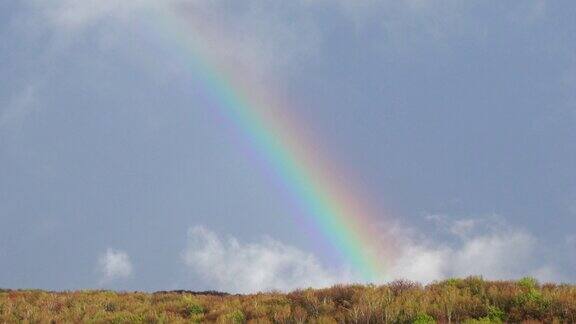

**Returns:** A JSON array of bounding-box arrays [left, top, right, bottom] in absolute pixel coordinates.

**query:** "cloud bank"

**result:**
[[183, 218, 561, 293], [379, 215, 561, 284]]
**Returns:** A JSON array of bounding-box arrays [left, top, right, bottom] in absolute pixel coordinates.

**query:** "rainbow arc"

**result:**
[[149, 3, 392, 282]]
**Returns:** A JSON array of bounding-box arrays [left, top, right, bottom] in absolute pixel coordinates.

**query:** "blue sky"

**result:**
[[1, 0, 575, 293]]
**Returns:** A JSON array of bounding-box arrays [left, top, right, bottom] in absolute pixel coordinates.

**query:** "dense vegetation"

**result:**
[[2, 277, 576, 323]]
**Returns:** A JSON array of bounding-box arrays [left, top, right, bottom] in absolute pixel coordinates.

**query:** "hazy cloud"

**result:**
[[567, 235, 576, 246], [172, 1, 321, 83], [27, 0, 548, 83], [27, 0, 150, 31], [25, 0, 320, 84], [9, 0, 568, 291], [0, 85, 37, 131]]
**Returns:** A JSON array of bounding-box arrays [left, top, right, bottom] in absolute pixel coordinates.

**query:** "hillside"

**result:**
[[1, 277, 575, 323]]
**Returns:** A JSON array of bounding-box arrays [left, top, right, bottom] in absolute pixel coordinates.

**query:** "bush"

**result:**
[[103, 301, 117, 312], [181, 295, 205, 318], [518, 277, 539, 290], [413, 313, 435, 324], [2, 279, 576, 323], [486, 305, 504, 322], [222, 309, 245, 323]]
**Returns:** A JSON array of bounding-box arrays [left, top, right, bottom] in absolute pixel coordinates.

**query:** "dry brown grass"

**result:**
[[1, 277, 575, 323]]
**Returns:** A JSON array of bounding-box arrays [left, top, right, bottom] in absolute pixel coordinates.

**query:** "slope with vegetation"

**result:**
[[1, 277, 576, 323]]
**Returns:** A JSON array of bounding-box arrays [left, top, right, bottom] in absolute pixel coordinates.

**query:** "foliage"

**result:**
[[1, 278, 576, 323], [485, 305, 505, 322], [518, 277, 539, 290], [413, 313, 435, 324], [221, 309, 246, 323]]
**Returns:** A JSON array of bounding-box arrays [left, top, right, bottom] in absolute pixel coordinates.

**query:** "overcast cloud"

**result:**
[[1, 0, 575, 291]]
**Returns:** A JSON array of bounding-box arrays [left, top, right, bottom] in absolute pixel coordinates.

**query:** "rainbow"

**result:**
[[148, 4, 390, 282]]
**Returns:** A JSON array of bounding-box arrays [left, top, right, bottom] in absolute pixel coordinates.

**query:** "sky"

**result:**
[[1, 0, 576, 293]]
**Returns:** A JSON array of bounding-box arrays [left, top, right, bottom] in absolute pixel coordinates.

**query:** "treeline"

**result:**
[[1, 277, 576, 323]]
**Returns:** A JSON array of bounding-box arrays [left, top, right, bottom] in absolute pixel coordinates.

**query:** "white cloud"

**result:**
[[388, 242, 449, 283], [182, 220, 561, 293], [450, 229, 537, 279], [98, 248, 133, 283], [182, 226, 350, 293], [386, 216, 560, 283]]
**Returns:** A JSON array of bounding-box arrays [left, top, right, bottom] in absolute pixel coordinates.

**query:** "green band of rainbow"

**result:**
[[150, 4, 388, 281]]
